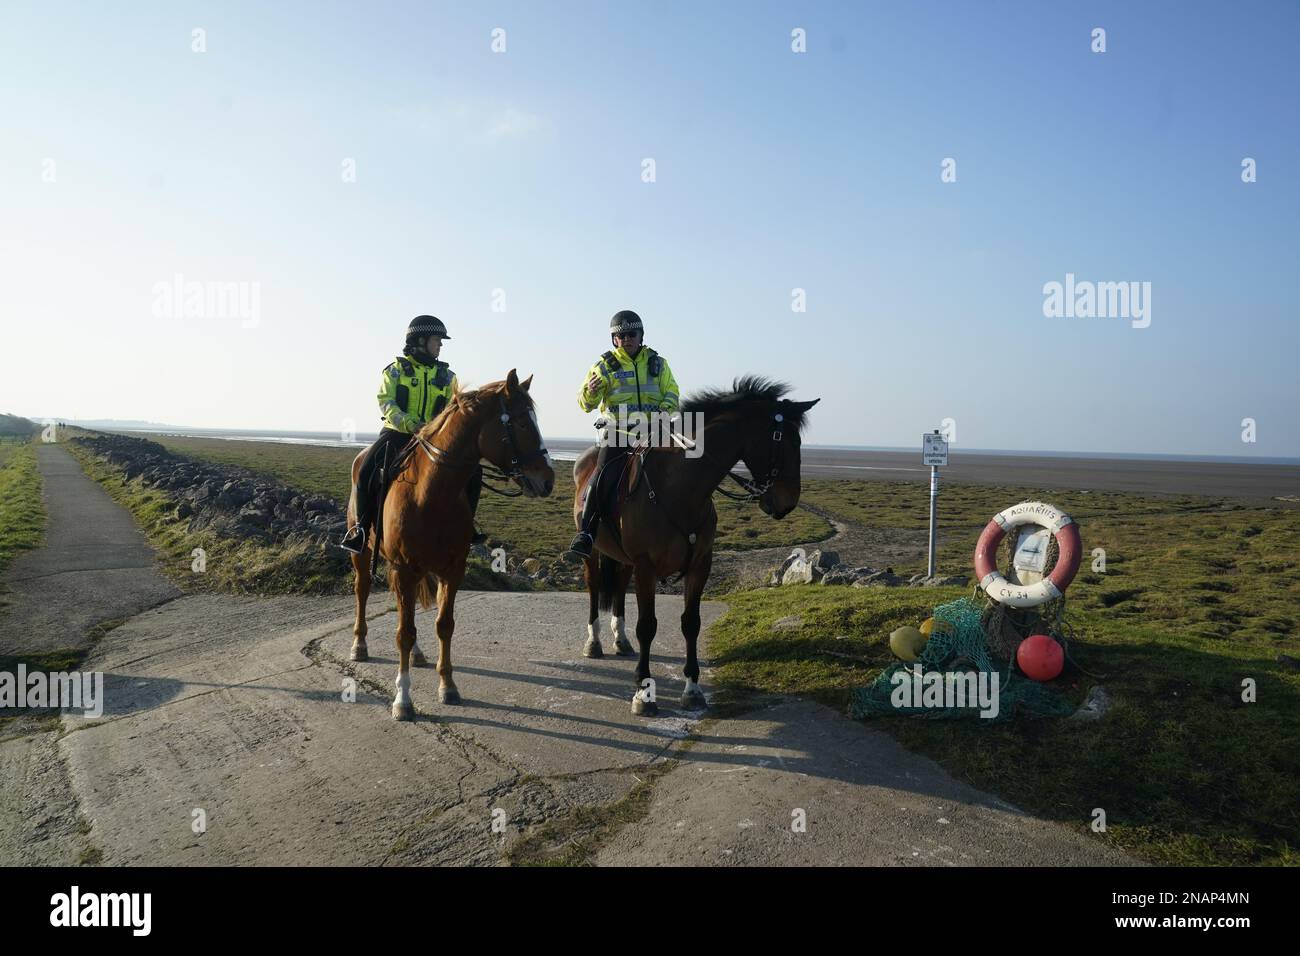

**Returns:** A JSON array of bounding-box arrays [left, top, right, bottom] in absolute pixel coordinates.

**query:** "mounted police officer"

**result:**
[[339, 315, 485, 554], [564, 310, 680, 559]]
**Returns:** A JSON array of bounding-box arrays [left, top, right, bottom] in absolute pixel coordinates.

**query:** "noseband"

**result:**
[[715, 409, 788, 502], [415, 393, 550, 497]]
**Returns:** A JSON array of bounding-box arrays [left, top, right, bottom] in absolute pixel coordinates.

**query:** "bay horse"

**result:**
[[347, 370, 554, 719], [572, 376, 818, 715]]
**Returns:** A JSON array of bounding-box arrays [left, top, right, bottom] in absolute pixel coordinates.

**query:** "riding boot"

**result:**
[[564, 464, 604, 560], [339, 430, 394, 554], [340, 474, 376, 554]]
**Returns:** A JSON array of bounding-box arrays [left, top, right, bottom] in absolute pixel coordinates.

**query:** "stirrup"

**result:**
[[563, 532, 594, 562], [339, 525, 366, 555]]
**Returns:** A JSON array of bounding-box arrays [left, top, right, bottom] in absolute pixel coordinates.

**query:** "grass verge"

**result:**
[[0, 440, 46, 579]]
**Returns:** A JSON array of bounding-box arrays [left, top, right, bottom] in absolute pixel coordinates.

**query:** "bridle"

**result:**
[[713, 407, 789, 502], [415, 393, 550, 498]]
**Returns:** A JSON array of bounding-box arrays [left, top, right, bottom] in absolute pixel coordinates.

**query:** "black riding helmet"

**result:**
[[609, 310, 643, 337], [407, 314, 450, 347]]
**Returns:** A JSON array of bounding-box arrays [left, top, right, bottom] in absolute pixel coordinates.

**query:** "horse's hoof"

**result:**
[[391, 701, 414, 721], [412, 649, 428, 666], [681, 691, 708, 711], [583, 640, 604, 659], [350, 645, 369, 662], [614, 639, 635, 656], [631, 696, 658, 717], [439, 686, 462, 705]]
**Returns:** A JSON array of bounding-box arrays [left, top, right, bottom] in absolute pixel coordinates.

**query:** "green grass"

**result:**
[[0, 645, 96, 741], [0, 440, 46, 577], [804, 480, 1300, 641], [707, 482, 1300, 866], [148, 434, 832, 565]]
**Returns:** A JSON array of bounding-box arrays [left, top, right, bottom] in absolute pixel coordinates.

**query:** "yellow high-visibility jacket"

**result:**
[[577, 346, 679, 415], [377, 354, 458, 434]]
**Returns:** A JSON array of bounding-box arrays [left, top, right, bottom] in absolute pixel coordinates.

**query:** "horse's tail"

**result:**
[[597, 555, 621, 613], [388, 567, 439, 610]]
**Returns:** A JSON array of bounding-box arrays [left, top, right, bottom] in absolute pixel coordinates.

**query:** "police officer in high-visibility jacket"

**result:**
[[339, 315, 485, 554], [564, 310, 680, 559]]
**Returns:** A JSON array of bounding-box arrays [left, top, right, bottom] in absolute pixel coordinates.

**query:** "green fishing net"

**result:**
[[848, 595, 1075, 722]]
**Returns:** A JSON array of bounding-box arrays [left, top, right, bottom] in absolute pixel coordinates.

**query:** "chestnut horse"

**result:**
[[573, 377, 818, 714], [347, 370, 554, 719]]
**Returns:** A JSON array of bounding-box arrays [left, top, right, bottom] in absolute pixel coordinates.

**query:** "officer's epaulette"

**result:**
[[600, 350, 620, 373], [645, 348, 663, 377], [396, 357, 415, 376], [432, 362, 452, 387]]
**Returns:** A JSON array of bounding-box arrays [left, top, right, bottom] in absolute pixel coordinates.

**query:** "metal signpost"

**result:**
[[922, 430, 948, 578]]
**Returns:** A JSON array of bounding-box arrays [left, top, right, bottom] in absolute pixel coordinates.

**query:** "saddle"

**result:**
[[366, 436, 420, 552], [582, 447, 648, 525]]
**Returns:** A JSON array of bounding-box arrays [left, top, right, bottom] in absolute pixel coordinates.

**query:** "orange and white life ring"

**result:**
[[973, 501, 1081, 608]]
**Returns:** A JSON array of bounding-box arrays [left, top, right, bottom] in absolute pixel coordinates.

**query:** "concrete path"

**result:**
[[55, 592, 725, 865], [0, 443, 181, 656], [594, 697, 1131, 866]]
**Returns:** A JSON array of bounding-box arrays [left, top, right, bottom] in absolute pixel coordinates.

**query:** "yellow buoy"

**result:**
[[889, 625, 927, 661], [919, 617, 952, 637]]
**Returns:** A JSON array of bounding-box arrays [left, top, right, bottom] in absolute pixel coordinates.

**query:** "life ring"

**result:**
[[973, 501, 1081, 608]]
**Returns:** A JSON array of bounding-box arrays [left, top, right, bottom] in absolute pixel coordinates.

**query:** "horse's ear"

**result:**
[[506, 368, 520, 395], [519, 374, 534, 392], [789, 398, 820, 414]]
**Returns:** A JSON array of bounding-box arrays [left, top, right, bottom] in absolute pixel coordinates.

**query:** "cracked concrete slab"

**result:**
[[0, 729, 91, 865], [55, 590, 726, 864], [319, 591, 729, 778], [592, 697, 1138, 866]]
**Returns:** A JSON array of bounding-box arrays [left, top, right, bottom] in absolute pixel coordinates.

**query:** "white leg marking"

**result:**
[[610, 616, 626, 642], [394, 670, 411, 707], [683, 678, 701, 697], [587, 621, 601, 642]]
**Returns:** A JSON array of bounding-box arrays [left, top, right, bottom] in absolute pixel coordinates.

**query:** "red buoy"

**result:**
[[1017, 634, 1064, 681]]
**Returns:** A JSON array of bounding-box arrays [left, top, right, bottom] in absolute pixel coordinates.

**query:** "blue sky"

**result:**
[[2, 1, 1297, 457]]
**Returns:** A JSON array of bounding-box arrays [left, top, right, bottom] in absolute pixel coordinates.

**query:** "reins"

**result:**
[[706, 408, 789, 501], [413, 391, 548, 497]]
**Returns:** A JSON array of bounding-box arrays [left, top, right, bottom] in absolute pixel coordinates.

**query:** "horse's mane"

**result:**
[[417, 379, 534, 441], [681, 375, 809, 434]]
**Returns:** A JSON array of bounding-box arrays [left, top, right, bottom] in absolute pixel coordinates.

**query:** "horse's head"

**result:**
[[738, 396, 819, 519], [478, 369, 555, 498], [683, 376, 820, 520]]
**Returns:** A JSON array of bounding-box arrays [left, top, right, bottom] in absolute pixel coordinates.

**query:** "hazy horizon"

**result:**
[[31, 416, 1300, 465]]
